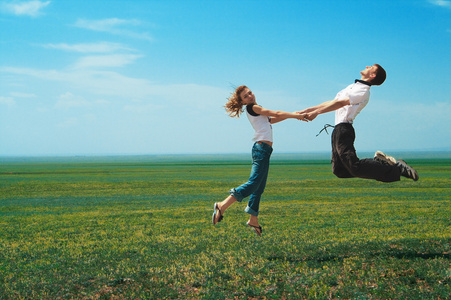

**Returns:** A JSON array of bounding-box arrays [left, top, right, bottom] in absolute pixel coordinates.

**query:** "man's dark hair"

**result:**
[[371, 64, 386, 86]]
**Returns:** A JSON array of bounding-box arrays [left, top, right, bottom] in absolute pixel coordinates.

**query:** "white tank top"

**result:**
[[246, 104, 273, 142]]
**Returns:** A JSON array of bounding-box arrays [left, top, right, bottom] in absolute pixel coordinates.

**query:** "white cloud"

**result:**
[[428, 0, 451, 8], [93, 99, 110, 106], [57, 117, 78, 128], [73, 54, 142, 69], [74, 18, 153, 41], [10, 92, 36, 98], [1, 66, 62, 81], [0, 66, 158, 98], [0, 96, 15, 106], [83, 113, 97, 123], [75, 18, 138, 31], [1, 0, 50, 17], [123, 102, 163, 113], [55, 92, 90, 110], [0, 66, 227, 108], [43, 42, 133, 54]]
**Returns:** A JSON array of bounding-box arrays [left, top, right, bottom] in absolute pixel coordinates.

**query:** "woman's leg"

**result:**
[[247, 214, 262, 236], [213, 194, 237, 224], [245, 158, 269, 217], [229, 142, 272, 203], [213, 142, 272, 225], [244, 143, 271, 231]]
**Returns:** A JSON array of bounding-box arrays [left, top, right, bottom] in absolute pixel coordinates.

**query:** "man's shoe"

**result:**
[[397, 160, 419, 181], [374, 151, 396, 165]]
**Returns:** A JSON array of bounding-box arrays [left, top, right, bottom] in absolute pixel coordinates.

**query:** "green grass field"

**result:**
[[0, 155, 450, 299]]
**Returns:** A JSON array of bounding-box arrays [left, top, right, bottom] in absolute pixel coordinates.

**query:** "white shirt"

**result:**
[[246, 104, 273, 142], [334, 80, 371, 125]]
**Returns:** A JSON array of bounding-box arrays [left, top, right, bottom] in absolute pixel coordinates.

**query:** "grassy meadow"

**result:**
[[0, 154, 450, 299]]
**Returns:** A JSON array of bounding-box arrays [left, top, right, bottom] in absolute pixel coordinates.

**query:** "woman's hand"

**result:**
[[296, 113, 309, 122]]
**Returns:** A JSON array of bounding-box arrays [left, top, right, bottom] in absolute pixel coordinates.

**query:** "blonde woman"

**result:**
[[212, 85, 307, 236]]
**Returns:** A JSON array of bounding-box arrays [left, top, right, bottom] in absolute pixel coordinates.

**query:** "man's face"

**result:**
[[360, 65, 378, 79]]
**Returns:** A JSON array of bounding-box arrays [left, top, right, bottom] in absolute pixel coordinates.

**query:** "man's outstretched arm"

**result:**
[[298, 98, 350, 121]]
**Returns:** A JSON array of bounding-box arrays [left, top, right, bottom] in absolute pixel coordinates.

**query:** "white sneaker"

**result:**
[[374, 151, 396, 165]]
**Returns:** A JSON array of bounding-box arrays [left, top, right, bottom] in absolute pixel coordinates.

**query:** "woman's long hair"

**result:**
[[224, 85, 247, 118]]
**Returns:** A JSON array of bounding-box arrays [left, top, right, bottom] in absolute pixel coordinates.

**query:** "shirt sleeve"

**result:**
[[246, 104, 260, 116], [334, 84, 352, 101]]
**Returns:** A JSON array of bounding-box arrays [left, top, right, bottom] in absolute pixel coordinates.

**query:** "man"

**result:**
[[298, 64, 418, 182]]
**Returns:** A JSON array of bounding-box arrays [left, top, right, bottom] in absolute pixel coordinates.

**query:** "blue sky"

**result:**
[[1, 0, 450, 156]]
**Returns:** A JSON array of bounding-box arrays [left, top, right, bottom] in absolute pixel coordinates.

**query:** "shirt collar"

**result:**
[[355, 79, 372, 86]]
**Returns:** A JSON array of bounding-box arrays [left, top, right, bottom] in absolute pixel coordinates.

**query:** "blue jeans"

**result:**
[[229, 141, 273, 216]]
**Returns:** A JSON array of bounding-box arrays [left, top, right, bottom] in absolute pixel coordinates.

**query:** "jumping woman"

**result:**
[[212, 85, 307, 236]]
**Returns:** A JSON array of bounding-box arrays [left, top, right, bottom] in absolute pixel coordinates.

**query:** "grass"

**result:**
[[0, 155, 450, 299]]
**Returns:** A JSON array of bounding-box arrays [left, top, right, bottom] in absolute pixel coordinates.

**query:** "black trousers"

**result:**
[[331, 123, 401, 182]]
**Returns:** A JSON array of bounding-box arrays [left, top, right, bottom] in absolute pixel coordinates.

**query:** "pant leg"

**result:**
[[332, 123, 401, 182], [245, 159, 270, 216], [331, 124, 354, 178], [229, 142, 273, 210]]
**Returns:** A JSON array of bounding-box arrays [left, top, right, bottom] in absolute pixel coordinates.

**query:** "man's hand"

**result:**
[[305, 111, 319, 121], [295, 112, 309, 122]]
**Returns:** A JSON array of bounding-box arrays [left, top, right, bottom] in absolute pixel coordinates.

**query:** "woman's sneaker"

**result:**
[[374, 151, 396, 165]]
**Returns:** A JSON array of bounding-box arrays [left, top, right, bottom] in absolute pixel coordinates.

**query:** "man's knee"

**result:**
[[332, 163, 353, 178], [333, 168, 354, 178]]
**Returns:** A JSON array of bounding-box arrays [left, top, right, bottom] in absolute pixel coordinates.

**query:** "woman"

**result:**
[[212, 85, 307, 236]]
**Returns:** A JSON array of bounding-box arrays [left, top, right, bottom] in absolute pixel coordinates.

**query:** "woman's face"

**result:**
[[239, 87, 255, 105]]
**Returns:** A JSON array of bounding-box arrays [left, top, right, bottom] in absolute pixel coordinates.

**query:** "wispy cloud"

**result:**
[[0, 66, 227, 108], [0, 66, 159, 98], [73, 54, 142, 69], [1, 0, 50, 17], [54, 92, 91, 110], [57, 117, 78, 128], [10, 92, 36, 98], [0, 96, 15, 106], [42, 42, 141, 68], [43, 42, 134, 53], [74, 18, 153, 41], [75, 18, 138, 31], [428, 0, 451, 8]]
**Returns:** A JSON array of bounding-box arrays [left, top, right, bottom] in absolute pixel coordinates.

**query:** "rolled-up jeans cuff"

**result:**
[[229, 188, 244, 202], [245, 206, 258, 216]]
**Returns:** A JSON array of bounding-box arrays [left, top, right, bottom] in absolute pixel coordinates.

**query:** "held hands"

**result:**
[[295, 113, 309, 122], [306, 111, 318, 121], [296, 110, 318, 122]]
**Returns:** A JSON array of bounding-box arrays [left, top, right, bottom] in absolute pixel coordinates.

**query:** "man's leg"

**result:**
[[352, 158, 401, 182], [375, 151, 419, 181], [331, 124, 354, 178], [333, 123, 402, 183]]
